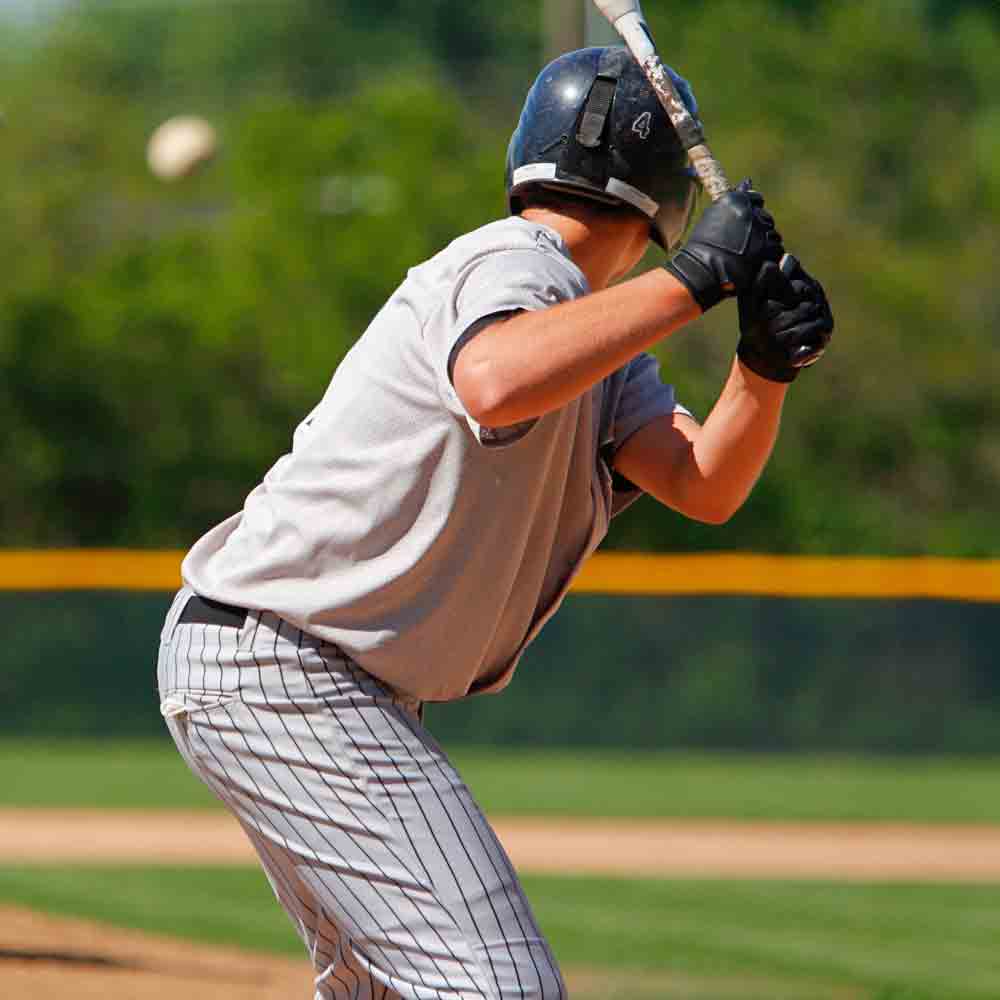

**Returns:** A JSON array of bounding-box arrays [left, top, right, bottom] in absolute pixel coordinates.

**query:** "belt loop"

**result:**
[[162, 586, 195, 643], [238, 607, 261, 654]]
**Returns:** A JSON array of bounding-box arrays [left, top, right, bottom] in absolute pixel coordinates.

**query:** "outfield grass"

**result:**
[[1, 865, 998, 999], [1, 740, 220, 810], [3, 740, 1000, 822]]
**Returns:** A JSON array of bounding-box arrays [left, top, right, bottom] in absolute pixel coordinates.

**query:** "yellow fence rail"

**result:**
[[0, 550, 998, 602]]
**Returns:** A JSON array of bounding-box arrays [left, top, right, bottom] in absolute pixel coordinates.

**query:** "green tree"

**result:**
[[1, 0, 998, 554]]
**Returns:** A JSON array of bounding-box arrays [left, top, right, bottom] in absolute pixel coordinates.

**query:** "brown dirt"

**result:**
[[0, 905, 863, 1000], [0, 903, 311, 999], [2, 811, 998, 998], [2, 809, 1000, 881]]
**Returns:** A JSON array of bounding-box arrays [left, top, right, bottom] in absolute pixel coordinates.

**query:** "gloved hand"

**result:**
[[664, 179, 784, 313], [736, 256, 834, 383]]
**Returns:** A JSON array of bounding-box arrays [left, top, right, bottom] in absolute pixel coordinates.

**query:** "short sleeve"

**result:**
[[605, 352, 692, 514], [611, 352, 690, 455], [429, 244, 588, 447], [454, 248, 581, 343]]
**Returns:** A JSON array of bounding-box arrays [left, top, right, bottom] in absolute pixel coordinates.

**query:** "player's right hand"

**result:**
[[664, 179, 784, 314], [736, 257, 834, 382]]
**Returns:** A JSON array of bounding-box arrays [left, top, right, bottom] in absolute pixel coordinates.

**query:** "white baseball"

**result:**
[[147, 115, 218, 181]]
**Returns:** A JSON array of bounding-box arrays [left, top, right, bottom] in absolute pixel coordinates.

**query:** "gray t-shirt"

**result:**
[[183, 216, 686, 701]]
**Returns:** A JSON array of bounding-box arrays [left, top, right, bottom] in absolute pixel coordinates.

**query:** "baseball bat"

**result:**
[[594, 0, 805, 347], [591, 0, 730, 203]]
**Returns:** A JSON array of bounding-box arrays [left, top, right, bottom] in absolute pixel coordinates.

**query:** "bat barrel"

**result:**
[[613, 10, 656, 64], [592, 0, 645, 24], [592, 0, 733, 202]]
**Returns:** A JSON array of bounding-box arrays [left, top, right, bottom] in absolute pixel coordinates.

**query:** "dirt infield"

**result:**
[[3, 812, 997, 999], [2, 809, 1000, 881], [0, 905, 861, 1000], [0, 904, 312, 1000]]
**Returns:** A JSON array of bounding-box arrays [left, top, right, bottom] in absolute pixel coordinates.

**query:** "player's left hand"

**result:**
[[736, 257, 834, 383]]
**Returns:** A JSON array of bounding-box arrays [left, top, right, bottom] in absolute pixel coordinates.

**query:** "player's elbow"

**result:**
[[454, 365, 511, 427], [667, 463, 756, 525], [691, 503, 739, 526], [667, 486, 745, 525], [453, 351, 527, 428], [670, 497, 738, 525]]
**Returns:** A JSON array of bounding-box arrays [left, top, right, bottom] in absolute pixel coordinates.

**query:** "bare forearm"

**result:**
[[453, 269, 699, 427], [679, 359, 788, 522]]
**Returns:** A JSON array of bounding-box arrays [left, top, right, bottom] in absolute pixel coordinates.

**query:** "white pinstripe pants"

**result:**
[[157, 588, 567, 1000]]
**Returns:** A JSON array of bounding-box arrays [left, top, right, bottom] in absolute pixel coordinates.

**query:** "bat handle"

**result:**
[[687, 143, 731, 203], [778, 254, 819, 368]]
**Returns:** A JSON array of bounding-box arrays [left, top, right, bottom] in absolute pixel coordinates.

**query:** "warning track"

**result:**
[[2, 810, 1000, 881]]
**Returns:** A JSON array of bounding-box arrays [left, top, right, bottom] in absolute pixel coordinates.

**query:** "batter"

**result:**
[[157, 47, 832, 999]]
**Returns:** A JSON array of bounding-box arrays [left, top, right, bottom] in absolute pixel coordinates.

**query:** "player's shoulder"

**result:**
[[453, 215, 560, 253], [431, 216, 583, 279], [398, 216, 588, 324]]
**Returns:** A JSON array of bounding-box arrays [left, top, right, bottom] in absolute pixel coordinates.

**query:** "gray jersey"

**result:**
[[183, 216, 684, 702]]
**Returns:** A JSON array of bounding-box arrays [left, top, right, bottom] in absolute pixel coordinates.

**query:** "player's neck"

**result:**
[[520, 206, 647, 290]]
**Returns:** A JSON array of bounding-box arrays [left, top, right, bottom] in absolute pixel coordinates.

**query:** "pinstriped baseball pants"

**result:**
[[157, 588, 566, 1000]]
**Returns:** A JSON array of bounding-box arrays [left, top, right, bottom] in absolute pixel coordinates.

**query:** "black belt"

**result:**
[[178, 594, 248, 630]]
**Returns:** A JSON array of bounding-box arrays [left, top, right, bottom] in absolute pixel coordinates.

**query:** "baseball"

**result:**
[[147, 115, 218, 181]]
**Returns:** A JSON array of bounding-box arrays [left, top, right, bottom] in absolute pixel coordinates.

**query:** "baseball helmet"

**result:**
[[506, 46, 700, 252]]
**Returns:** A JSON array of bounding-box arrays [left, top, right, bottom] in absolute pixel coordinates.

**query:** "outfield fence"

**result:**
[[3, 551, 998, 752], [1, 550, 998, 602]]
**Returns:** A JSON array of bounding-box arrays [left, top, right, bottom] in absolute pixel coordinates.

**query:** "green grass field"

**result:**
[[5, 741, 1000, 998], [4, 740, 1000, 822], [2, 865, 999, 999]]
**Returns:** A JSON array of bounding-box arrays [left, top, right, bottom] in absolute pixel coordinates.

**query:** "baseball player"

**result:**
[[157, 46, 832, 999]]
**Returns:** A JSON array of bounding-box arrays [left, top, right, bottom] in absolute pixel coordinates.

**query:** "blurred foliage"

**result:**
[[610, 0, 1000, 555], [0, 0, 998, 553], [2, 591, 998, 753]]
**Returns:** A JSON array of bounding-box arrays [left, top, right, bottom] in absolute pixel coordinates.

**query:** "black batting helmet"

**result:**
[[506, 46, 700, 252]]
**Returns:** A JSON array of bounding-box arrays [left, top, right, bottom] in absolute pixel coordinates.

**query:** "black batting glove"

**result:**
[[664, 179, 784, 313], [737, 257, 834, 383]]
